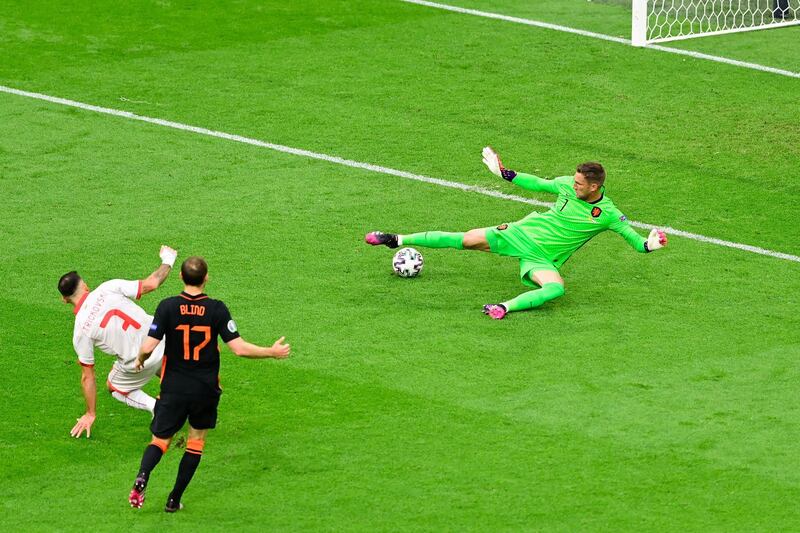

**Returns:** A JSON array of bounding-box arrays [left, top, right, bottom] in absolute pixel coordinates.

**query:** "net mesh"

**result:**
[[647, 0, 800, 41]]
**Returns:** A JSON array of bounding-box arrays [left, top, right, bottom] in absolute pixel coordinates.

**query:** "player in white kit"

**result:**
[[58, 246, 178, 438]]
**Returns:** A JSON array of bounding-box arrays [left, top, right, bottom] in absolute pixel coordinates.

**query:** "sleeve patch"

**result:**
[[619, 215, 627, 221], [227, 320, 238, 333]]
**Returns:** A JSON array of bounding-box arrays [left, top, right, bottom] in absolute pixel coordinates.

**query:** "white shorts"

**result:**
[[107, 340, 165, 394]]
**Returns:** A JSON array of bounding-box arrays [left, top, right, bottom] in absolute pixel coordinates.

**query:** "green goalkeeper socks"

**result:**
[[401, 231, 465, 250], [502, 282, 565, 312]]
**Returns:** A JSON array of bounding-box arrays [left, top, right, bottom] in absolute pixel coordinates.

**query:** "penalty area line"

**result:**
[[1, 83, 798, 264]]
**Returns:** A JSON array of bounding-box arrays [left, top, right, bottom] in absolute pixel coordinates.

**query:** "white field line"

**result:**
[[2, 84, 798, 263], [400, 0, 800, 79]]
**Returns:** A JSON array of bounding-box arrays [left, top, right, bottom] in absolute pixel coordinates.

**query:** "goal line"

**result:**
[[399, 0, 800, 79]]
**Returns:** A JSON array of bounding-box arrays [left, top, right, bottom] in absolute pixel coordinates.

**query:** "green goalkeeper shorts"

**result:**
[[485, 225, 559, 287]]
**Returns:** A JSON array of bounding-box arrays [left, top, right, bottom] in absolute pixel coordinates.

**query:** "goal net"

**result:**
[[632, 0, 800, 45]]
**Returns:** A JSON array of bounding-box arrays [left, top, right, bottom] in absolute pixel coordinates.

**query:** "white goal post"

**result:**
[[632, 0, 800, 46]]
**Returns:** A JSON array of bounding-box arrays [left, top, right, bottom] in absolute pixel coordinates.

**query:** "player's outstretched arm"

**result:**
[[482, 146, 559, 194], [612, 223, 668, 253], [645, 228, 668, 252], [226, 336, 291, 359], [140, 245, 178, 296], [482, 146, 517, 181], [134, 336, 161, 371], [71, 364, 97, 438]]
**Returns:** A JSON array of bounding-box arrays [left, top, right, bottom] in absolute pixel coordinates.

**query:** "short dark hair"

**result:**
[[58, 271, 81, 297], [181, 256, 208, 287], [576, 162, 605, 186]]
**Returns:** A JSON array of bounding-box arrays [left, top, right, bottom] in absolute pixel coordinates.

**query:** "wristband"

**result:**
[[501, 168, 517, 182]]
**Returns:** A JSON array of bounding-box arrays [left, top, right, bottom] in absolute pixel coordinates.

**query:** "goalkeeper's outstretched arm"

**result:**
[[482, 146, 559, 194], [612, 223, 668, 253]]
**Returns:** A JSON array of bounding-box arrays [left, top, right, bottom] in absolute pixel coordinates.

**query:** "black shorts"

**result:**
[[150, 393, 220, 438]]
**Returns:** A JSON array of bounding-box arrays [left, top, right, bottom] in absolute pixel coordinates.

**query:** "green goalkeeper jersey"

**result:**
[[506, 173, 646, 267]]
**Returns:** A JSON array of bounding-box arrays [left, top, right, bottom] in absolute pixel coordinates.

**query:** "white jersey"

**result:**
[[72, 279, 156, 369]]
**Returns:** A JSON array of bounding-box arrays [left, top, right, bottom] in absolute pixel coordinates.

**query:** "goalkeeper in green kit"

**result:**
[[365, 147, 668, 319]]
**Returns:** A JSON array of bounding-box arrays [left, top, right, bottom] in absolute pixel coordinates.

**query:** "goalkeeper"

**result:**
[[365, 147, 668, 319]]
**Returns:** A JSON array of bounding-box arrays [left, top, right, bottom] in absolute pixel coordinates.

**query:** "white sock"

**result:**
[[397, 235, 404, 246], [111, 389, 156, 413]]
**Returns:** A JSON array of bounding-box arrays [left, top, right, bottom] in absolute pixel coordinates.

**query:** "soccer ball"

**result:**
[[392, 247, 424, 278]]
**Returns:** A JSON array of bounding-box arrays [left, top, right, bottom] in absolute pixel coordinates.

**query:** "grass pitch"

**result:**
[[1, 1, 798, 531]]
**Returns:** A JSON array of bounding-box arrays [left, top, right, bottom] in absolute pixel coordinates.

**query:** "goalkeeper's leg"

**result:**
[[401, 231, 464, 249], [403, 228, 489, 250], [503, 282, 565, 312], [484, 283, 564, 319], [484, 269, 565, 319], [507, 269, 565, 311], [366, 228, 490, 251]]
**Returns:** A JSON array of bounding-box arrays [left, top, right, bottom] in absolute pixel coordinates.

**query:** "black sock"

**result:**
[[169, 451, 202, 502], [138, 444, 165, 480]]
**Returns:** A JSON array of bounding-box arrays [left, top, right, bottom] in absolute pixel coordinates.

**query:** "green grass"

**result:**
[[445, 0, 800, 71], [1, 1, 799, 531]]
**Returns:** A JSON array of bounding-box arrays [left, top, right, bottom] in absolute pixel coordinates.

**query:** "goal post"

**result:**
[[631, 0, 800, 46]]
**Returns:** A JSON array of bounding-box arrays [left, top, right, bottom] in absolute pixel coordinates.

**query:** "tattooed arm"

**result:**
[[140, 245, 177, 296]]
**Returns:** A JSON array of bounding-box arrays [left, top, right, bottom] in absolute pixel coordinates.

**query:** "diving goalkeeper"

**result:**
[[365, 147, 668, 319]]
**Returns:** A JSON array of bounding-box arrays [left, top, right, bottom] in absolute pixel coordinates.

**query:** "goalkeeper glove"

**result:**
[[482, 146, 516, 181], [645, 229, 667, 252], [159, 245, 178, 267]]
